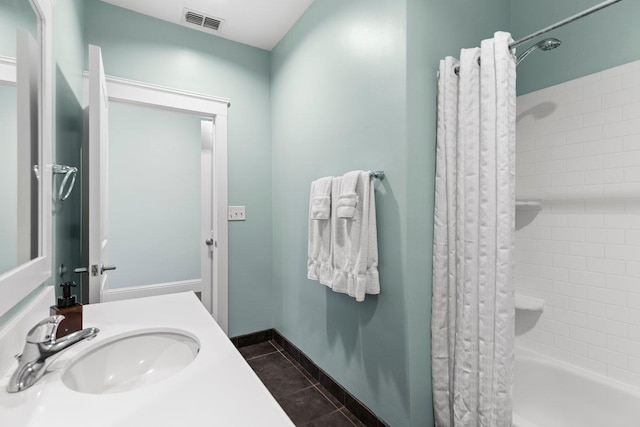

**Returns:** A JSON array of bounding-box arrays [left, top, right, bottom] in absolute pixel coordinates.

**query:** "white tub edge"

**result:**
[[513, 346, 640, 427], [515, 346, 640, 399]]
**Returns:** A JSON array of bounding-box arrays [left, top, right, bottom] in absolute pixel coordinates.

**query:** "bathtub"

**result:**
[[513, 348, 640, 427]]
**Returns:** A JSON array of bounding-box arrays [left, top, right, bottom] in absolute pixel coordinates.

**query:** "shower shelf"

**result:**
[[515, 200, 543, 210], [515, 293, 545, 312]]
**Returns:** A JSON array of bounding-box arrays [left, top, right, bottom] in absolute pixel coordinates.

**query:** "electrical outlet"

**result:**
[[228, 206, 246, 221]]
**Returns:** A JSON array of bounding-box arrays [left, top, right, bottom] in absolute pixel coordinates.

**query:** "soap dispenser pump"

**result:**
[[50, 282, 83, 339]]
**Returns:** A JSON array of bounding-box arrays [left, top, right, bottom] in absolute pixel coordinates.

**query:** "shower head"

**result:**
[[538, 38, 562, 51], [516, 38, 562, 65]]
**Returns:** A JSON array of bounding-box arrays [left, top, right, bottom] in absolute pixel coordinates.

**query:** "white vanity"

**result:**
[[0, 290, 293, 426]]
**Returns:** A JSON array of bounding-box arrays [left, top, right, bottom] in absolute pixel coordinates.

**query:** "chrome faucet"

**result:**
[[6, 315, 99, 393]]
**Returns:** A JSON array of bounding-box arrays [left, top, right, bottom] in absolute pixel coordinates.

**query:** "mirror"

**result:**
[[0, 0, 39, 276], [0, 0, 52, 317]]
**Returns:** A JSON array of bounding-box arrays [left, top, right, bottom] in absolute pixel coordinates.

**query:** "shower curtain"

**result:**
[[431, 32, 516, 427]]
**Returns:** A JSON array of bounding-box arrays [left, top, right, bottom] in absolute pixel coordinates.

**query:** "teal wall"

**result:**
[[271, 1, 409, 425], [83, 0, 273, 336], [271, 0, 510, 425], [108, 102, 201, 289], [512, 0, 640, 94]]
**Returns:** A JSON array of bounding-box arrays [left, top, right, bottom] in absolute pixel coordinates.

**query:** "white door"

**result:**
[[84, 44, 111, 304], [200, 120, 215, 314], [82, 45, 215, 313], [81, 48, 229, 330]]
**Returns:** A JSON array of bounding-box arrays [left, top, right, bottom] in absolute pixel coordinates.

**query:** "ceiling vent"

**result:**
[[182, 8, 224, 33]]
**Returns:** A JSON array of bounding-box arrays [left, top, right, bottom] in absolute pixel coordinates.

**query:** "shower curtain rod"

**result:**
[[509, 0, 624, 50], [449, 0, 623, 76]]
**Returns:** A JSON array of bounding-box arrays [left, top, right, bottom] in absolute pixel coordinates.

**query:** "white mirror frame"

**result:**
[[0, 0, 52, 317]]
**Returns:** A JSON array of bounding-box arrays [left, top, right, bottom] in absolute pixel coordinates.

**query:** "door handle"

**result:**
[[205, 238, 214, 246], [75, 265, 115, 276], [101, 265, 117, 274], [74, 266, 98, 277]]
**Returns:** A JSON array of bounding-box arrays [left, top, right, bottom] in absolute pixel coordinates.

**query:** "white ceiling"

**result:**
[[100, 0, 314, 51]]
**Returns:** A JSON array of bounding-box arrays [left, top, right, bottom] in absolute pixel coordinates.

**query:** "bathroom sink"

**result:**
[[61, 329, 200, 394]]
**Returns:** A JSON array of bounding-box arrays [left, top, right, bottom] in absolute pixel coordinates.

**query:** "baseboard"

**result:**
[[230, 328, 274, 348], [231, 328, 389, 427]]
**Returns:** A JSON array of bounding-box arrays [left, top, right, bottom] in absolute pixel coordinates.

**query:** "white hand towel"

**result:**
[[331, 171, 380, 301], [310, 176, 332, 220], [307, 176, 333, 286], [311, 196, 331, 220], [336, 170, 361, 218]]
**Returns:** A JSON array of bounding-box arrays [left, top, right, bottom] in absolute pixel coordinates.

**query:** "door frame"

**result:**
[[82, 73, 229, 333]]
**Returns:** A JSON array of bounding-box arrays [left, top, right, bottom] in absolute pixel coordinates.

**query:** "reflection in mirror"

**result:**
[[0, 1, 37, 56], [0, 83, 18, 273], [0, 1, 39, 277]]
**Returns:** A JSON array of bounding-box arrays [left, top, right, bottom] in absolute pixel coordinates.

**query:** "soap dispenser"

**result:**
[[50, 282, 83, 339]]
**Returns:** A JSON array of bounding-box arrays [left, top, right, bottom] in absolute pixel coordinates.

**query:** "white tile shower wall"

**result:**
[[515, 59, 640, 389]]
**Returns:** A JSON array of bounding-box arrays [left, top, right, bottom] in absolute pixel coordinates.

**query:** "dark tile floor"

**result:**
[[240, 341, 366, 426]]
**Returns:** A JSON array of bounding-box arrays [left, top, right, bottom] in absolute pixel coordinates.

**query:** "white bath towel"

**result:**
[[307, 176, 333, 285], [331, 171, 380, 301], [336, 170, 360, 218]]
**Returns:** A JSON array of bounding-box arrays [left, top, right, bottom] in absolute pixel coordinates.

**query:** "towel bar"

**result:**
[[369, 171, 385, 180], [52, 164, 78, 201]]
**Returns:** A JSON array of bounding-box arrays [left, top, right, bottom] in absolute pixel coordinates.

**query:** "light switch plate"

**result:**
[[228, 206, 246, 221]]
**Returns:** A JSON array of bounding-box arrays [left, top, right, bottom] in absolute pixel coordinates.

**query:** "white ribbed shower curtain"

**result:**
[[431, 32, 516, 427]]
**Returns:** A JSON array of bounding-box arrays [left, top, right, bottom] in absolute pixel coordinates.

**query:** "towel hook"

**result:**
[[52, 164, 78, 201]]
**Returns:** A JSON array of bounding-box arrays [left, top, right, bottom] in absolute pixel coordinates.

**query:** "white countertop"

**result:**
[[0, 292, 294, 427]]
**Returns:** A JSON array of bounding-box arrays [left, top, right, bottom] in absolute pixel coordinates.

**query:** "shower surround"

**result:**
[[515, 59, 640, 390]]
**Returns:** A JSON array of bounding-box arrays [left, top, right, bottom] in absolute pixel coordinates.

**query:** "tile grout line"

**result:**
[[311, 383, 343, 410], [284, 354, 327, 392], [279, 384, 339, 426], [338, 408, 361, 427], [269, 340, 283, 352], [243, 349, 280, 361], [299, 409, 358, 427], [286, 384, 316, 396], [245, 344, 318, 402]]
